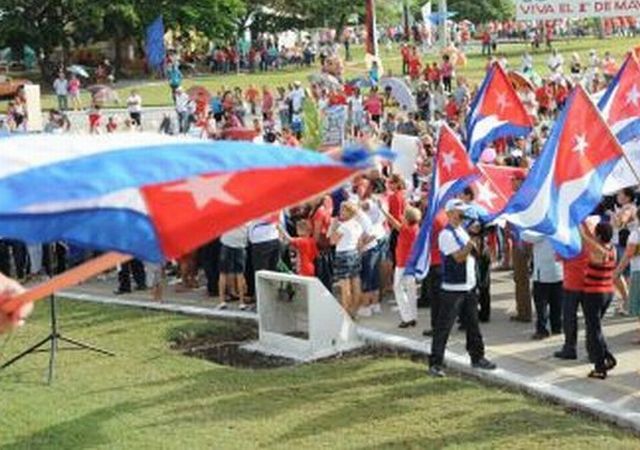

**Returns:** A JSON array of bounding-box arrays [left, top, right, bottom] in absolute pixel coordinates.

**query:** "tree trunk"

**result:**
[[113, 35, 124, 78], [334, 13, 347, 42], [38, 50, 56, 85]]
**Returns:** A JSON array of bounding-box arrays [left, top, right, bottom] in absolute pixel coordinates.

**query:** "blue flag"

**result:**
[[145, 16, 166, 70]]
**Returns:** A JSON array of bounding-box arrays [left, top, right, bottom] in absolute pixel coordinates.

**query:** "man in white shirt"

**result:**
[[53, 73, 69, 111], [288, 81, 306, 119], [547, 49, 564, 80], [522, 232, 563, 340], [218, 225, 250, 310], [127, 89, 143, 129], [429, 199, 496, 377], [174, 87, 191, 133]]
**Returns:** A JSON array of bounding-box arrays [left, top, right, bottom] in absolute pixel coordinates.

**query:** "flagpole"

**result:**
[[1, 252, 132, 316], [620, 150, 640, 186]]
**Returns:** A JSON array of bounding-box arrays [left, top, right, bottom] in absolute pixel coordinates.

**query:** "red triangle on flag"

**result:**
[[436, 125, 477, 184], [554, 85, 624, 185], [607, 54, 640, 126], [479, 63, 533, 128]]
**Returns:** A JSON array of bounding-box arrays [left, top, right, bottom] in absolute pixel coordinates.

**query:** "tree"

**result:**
[[0, 0, 246, 80], [445, 0, 514, 24], [0, 0, 87, 80]]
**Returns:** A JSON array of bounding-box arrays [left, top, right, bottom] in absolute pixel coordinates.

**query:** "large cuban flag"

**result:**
[[405, 124, 478, 278], [466, 62, 533, 163], [0, 134, 373, 263], [599, 54, 640, 194], [500, 85, 624, 258]]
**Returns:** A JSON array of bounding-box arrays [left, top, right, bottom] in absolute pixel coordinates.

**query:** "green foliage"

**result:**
[[448, 0, 515, 24], [302, 98, 323, 150]]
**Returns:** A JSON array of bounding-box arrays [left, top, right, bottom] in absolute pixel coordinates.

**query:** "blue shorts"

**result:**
[[360, 243, 382, 292], [334, 251, 361, 281]]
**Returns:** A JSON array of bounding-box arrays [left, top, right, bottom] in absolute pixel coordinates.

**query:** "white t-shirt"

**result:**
[[438, 226, 476, 292], [248, 221, 279, 244], [175, 93, 190, 113], [627, 229, 640, 272], [53, 78, 68, 96], [221, 225, 249, 249], [289, 88, 305, 112], [336, 219, 363, 253], [127, 94, 142, 113]]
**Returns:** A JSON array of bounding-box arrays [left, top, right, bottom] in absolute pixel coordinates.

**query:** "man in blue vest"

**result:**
[[428, 199, 497, 377]]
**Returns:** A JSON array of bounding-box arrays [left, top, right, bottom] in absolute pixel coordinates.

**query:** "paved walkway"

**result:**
[[60, 270, 640, 431]]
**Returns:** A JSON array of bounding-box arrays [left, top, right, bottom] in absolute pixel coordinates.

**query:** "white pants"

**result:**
[[394, 268, 417, 322]]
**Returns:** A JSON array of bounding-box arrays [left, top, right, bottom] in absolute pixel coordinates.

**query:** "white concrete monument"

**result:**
[[245, 271, 363, 361]]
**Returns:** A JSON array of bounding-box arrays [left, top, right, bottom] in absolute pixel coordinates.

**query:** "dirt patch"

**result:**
[[169, 320, 295, 369], [169, 320, 427, 370]]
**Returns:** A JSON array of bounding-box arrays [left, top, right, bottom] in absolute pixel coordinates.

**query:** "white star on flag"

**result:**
[[165, 174, 241, 209], [496, 92, 511, 113], [441, 151, 458, 173], [572, 134, 589, 155], [626, 84, 640, 107], [476, 181, 499, 209]]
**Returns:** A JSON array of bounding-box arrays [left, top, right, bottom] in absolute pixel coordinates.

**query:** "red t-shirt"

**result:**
[[291, 237, 319, 276], [562, 248, 589, 291], [396, 223, 419, 268], [312, 206, 332, 248], [445, 100, 459, 121], [408, 57, 422, 79], [429, 211, 448, 266], [364, 95, 383, 116], [388, 190, 406, 222], [535, 86, 552, 109]]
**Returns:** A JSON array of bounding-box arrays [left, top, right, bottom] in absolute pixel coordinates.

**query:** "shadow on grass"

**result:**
[[0, 401, 138, 450]]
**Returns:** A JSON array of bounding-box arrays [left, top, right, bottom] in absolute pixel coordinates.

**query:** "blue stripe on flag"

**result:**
[[0, 209, 164, 262], [0, 140, 343, 211]]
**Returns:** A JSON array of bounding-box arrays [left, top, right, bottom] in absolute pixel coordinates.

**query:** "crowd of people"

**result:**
[[2, 39, 640, 381]]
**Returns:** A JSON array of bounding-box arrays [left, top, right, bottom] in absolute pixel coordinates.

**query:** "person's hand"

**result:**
[[0, 274, 31, 334]]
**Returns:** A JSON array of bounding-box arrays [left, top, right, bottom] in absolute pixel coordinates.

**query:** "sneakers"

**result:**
[[472, 358, 497, 370], [531, 331, 550, 341], [428, 365, 446, 378], [357, 306, 373, 318], [553, 349, 577, 360], [217, 302, 228, 310], [398, 320, 417, 329], [113, 288, 131, 295], [370, 303, 383, 315]]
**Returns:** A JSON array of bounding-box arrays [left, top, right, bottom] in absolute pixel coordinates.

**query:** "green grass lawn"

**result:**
[[0, 301, 638, 449], [24, 36, 640, 111]]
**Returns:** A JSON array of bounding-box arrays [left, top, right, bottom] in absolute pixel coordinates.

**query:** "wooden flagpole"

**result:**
[[1, 252, 131, 316]]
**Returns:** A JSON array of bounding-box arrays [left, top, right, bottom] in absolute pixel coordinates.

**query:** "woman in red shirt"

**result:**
[[581, 222, 618, 379], [387, 174, 407, 267], [408, 48, 422, 81], [364, 87, 384, 126], [381, 205, 422, 328]]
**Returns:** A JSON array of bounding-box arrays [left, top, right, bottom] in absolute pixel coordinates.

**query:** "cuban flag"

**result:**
[[0, 134, 373, 263], [500, 85, 624, 258], [405, 125, 478, 278], [598, 54, 640, 194], [470, 164, 528, 219], [466, 63, 533, 163]]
